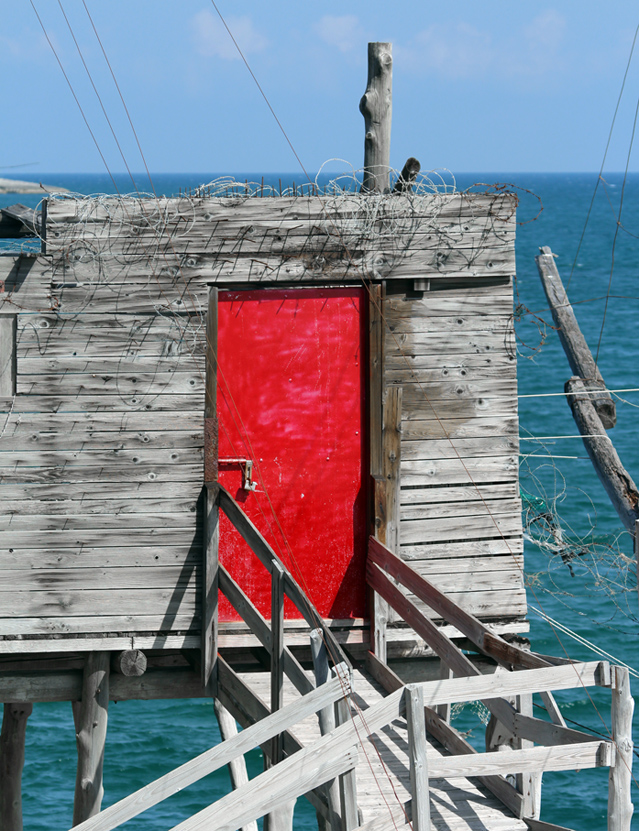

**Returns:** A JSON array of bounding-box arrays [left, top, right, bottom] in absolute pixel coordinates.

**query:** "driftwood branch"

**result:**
[[360, 42, 393, 193], [536, 245, 616, 428], [565, 377, 639, 535]]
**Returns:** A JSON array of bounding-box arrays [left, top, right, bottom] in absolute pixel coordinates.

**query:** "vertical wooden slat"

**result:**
[[270, 561, 285, 764], [310, 629, 341, 831], [382, 385, 402, 555], [335, 694, 359, 831], [73, 652, 110, 826], [405, 685, 430, 831], [608, 665, 634, 831], [0, 315, 16, 399], [517, 693, 541, 819], [369, 284, 389, 661], [436, 661, 453, 723], [202, 285, 219, 689], [0, 702, 32, 831]]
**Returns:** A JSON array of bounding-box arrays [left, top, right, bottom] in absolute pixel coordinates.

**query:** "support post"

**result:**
[[383, 386, 402, 557], [73, 652, 110, 826], [405, 685, 430, 831], [0, 315, 16, 399], [214, 699, 259, 831], [310, 630, 341, 831], [536, 246, 615, 428], [608, 665, 634, 831], [270, 561, 285, 764], [203, 285, 219, 689], [565, 377, 639, 535], [335, 695, 359, 831], [436, 661, 453, 723], [360, 43, 393, 193], [0, 703, 32, 831]]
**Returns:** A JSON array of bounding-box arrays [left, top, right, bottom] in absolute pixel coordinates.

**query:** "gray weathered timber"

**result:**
[[536, 246, 615, 428], [214, 699, 259, 831], [0, 702, 32, 831], [405, 685, 430, 831], [202, 484, 218, 689], [608, 665, 634, 831], [310, 630, 341, 831], [110, 650, 147, 677], [565, 377, 639, 534], [270, 561, 285, 764], [73, 652, 110, 825], [360, 43, 393, 193], [0, 315, 16, 399]]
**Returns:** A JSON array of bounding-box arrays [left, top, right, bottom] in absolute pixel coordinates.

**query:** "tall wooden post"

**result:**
[[203, 286, 219, 689], [0, 702, 32, 831], [213, 700, 258, 831], [310, 629, 341, 831], [360, 42, 393, 193], [73, 652, 110, 825], [608, 665, 634, 831]]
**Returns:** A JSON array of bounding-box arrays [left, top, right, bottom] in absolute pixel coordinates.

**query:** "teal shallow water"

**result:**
[[2, 171, 637, 829]]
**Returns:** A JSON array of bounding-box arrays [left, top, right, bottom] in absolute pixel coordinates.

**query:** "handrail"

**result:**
[[71, 665, 352, 831], [216, 484, 351, 672]]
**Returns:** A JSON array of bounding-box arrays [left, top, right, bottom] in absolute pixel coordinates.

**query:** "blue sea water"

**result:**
[[1, 170, 637, 830]]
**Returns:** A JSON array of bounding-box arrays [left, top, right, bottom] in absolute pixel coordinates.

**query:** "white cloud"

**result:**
[[191, 11, 267, 61], [315, 15, 364, 54], [404, 22, 493, 79]]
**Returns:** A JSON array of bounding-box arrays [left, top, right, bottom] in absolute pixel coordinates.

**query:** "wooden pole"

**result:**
[[360, 42, 393, 193], [335, 695, 359, 831], [536, 246, 616, 428], [0, 702, 32, 831], [310, 630, 342, 831], [608, 665, 634, 831], [203, 285, 219, 689], [110, 650, 147, 677], [565, 377, 639, 535], [73, 652, 110, 826], [213, 700, 259, 831], [405, 685, 430, 831]]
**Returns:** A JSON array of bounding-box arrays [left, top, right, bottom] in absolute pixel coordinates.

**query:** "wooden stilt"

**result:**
[[214, 699, 258, 831], [310, 629, 341, 831], [608, 665, 634, 831], [72, 652, 110, 826], [405, 685, 430, 831], [0, 702, 32, 831]]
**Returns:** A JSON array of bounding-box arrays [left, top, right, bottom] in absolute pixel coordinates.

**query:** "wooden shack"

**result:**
[[0, 42, 632, 831]]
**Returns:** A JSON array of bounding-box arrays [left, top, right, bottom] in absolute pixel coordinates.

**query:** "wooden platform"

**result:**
[[239, 665, 527, 831]]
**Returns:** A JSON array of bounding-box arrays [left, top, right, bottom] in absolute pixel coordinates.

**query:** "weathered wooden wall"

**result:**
[[0, 190, 522, 652]]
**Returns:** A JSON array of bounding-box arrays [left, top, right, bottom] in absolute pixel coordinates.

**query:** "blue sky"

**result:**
[[2, 2, 639, 174]]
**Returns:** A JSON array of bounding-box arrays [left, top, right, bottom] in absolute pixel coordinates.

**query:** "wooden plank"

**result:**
[[0, 481, 202, 502], [0, 316, 16, 399], [0, 528, 200, 549], [388, 361, 517, 385], [387, 314, 513, 335], [202, 484, 218, 688], [0, 587, 197, 617], [400, 481, 518, 504], [70, 667, 352, 831], [0, 411, 202, 434], [0, 498, 199, 517], [405, 685, 430, 831], [0, 430, 203, 453], [399, 512, 522, 544], [400, 415, 518, 442], [0, 567, 198, 591], [0, 615, 198, 637], [0, 463, 203, 485], [0, 513, 198, 530], [0, 702, 33, 831], [1, 394, 204, 414], [385, 330, 516, 358], [16, 372, 203, 396], [400, 396, 517, 423], [401, 497, 521, 520], [401, 436, 518, 461], [0, 546, 199, 569], [400, 455, 519, 487], [536, 246, 615, 427], [73, 652, 110, 825], [400, 537, 524, 559], [17, 356, 204, 376], [385, 284, 512, 318], [565, 377, 639, 535], [0, 446, 201, 468], [397, 377, 515, 404]]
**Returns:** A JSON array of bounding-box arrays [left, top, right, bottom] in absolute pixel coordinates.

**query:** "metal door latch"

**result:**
[[218, 457, 257, 491]]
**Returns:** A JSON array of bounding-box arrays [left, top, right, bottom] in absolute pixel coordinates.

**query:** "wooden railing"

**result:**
[[366, 536, 634, 830], [70, 664, 353, 831]]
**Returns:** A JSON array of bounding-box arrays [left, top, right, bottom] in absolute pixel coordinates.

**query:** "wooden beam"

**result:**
[[0, 315, 16, 399], [310, 630, 341, 831], [202, 482, 219, 689], [536, 245, 615, 428], [213, 699, 259, 831], [73, 652, 110, 825], [0, 702, 33, 831], [405, 685, 430, 831], [360, 43, 393, 193], [608, 665, 634, 831], [565, 377, 639, 535], [382, 386, 402, 556], [110, 650, 147, 677], [270, 561, 285, 765]]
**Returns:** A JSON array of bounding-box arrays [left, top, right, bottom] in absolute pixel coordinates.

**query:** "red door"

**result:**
[[217, 288, 367, 621]]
